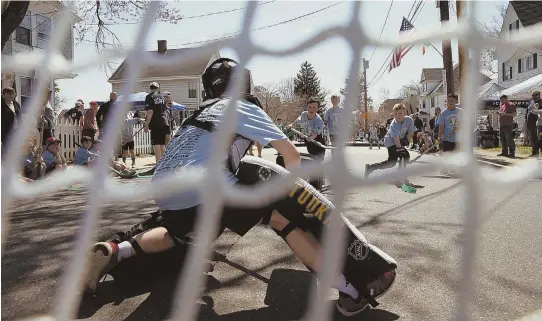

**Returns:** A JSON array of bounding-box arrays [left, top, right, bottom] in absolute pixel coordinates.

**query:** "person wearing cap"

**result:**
[[82, 101, 99, 141], [144, 82, 168, 162], [526, 90, 541, 157], [42, 137, 67, 174]]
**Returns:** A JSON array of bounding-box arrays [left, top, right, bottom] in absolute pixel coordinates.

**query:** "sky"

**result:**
[[56, 0, 508, 109]]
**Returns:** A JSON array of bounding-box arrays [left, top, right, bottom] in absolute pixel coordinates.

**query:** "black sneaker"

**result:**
[[497, 153, 509, 157], [507, 154, 516, 159], [336, 270, 396, 316]]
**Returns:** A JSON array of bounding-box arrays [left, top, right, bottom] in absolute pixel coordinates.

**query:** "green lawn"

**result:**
[[474, 146, 532, 156]]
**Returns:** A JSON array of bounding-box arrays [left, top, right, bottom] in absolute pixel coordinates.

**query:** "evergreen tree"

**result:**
[[294, 61, 327, 117]]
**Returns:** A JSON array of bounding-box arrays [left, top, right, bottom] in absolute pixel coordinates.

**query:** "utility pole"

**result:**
[[456, 0, 467, 102], [439, 1, 455, 95], [363, 58, 369, 133]]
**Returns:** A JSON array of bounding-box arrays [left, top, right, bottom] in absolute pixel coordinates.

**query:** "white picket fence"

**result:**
[[34, 119, 154, 162]]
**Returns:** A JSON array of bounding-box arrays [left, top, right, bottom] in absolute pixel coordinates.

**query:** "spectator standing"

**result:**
[[82, 101, 99, 141], [37, 89, 55, 147], [144, 82, 168, 163], [497, 95, 517, 158], [96, 92, 117, 137], [526, 90, 541, 157], [163, 91, 176, 146], [1, 87, 21, 153]]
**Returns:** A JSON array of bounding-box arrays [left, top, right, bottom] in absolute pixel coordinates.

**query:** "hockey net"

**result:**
[[2, 2, 542, 321]]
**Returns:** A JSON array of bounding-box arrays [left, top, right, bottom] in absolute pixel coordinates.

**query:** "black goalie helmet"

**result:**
[[201, 58, 255, 101]]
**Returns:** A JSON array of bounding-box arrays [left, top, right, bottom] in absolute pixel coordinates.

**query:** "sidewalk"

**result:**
[[474, 148, 540, 167]]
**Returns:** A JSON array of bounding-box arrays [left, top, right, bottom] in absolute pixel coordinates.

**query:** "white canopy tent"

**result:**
[[490, 73, 542, 100]]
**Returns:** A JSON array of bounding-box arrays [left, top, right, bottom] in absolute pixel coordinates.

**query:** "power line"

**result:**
[[368, 0, 394, 63], [83, 1, 277, 26], [366, 0, 427, 88], [80, 2, 345, 49]]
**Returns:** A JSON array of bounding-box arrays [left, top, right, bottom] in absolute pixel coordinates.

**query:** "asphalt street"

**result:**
[[2, 146, 541, 321]]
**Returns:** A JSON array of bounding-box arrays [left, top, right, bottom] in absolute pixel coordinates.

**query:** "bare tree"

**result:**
[[479, 4, 507, 76], [396, 81, 422, 99], [380, 87, 391, 100], [256, 77, 304, 124]]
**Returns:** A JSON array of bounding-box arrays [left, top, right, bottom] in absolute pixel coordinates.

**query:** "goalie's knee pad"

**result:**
[[236, 156, 397, 306]]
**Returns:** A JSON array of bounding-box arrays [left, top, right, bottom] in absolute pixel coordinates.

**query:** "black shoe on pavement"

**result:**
[[497, 153, 509, 157]]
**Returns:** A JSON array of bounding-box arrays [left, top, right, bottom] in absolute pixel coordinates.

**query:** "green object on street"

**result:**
[[401, 183, 417, 193]]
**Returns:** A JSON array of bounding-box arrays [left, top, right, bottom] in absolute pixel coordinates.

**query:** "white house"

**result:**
[[418, 65, 491, 123], [1, 1, 79, 111], [497, 1, 542, 96], [108, 40, 225, 116]]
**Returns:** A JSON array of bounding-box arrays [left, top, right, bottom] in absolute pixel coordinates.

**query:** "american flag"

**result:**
[[389, 17, 415, 72]]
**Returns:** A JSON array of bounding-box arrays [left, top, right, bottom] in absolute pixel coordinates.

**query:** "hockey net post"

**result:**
[[2, 1, 542, 321]]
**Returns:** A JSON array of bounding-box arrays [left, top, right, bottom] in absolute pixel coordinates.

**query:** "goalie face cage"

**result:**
[[2, 1, 541, 321]]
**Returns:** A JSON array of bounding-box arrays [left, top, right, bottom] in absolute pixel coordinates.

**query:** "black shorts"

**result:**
[[150, 127, 167, 145], [329, 134, 340, 146], [441, 141, 457, 152], [122, 141, 135, 151], [160, 202, 275, 242], [305, 135, 325, 156], [164, 126, 171, 135]]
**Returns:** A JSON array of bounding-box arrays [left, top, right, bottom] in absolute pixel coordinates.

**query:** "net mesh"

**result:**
[[2, 1, 542, 321]]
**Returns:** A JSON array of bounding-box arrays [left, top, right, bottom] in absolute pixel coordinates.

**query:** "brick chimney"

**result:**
[[157, 40, 167, 54]]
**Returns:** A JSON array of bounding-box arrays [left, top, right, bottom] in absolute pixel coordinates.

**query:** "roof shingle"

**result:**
[[511, 1, 542, 27], [108, 48, 216, 81]]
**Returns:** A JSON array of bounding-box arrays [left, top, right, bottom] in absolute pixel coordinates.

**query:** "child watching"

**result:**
[[42, 137, 68, 174], [365, 103, 415, 179], [121, 112, 144, 167], [91, 139, 135, 175], [22, 139, 46, 180], [74, 136, 98, 166]]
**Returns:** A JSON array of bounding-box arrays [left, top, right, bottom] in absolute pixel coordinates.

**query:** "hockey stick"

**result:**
[[74, 142, 137, 179], [288, 127, 336, 150]]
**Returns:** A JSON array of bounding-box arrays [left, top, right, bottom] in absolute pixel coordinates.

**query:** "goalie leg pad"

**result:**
[[236, 156, 397, 306]]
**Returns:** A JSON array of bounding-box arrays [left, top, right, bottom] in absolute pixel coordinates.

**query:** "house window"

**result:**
[[503, 63, 512, 81], [423, 83, 427, 92], [509, 19, 520, 33], [422, 100, 426, 109], [36, 14, 52, 49], [16, 13, 32, 46], [430, 96, 435, 107], [20, 77, 33, 110], [188, 83, 197, 98]]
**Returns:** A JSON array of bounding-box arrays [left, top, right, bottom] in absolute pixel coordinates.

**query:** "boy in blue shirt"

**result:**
[[74, 136, 98, 166], [42, 137, 67, 175], [437, 94, 462, 153], [288, 97, 326, 158], [365, 103, 415, 179]]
